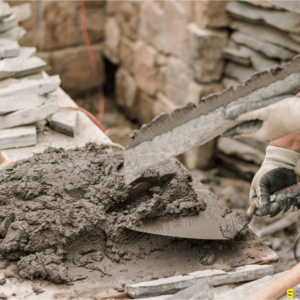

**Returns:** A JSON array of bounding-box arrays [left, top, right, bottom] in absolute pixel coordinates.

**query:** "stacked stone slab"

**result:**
[[104, 0, 231, 169]]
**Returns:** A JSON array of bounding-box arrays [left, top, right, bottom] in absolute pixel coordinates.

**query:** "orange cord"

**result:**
[[79, 0, 105, 129]]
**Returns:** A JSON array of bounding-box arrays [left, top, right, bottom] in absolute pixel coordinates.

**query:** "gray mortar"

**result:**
[[0, 144, 207, 283]]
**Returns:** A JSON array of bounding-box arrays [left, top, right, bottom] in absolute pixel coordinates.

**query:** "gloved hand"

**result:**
[[250, 146, 300, 217], [225, 95, 300, 141]]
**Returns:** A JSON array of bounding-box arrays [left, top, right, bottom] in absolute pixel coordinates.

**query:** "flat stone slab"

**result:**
[[0, 2, 12, 21], [0, 57, 47, 80], [48, 109, 78, 137], [226, 1, 300, 34], [11, 3, 31, 22], [224, 62, 256, 83], [0, 94, 45, 115], [0, 103, 59, 130], [223, 47, 251, 66], [0, 39, 19, 58], [18, 47, 36, 58], [0, 125, 36, 150], [126, 265, 274, 298], [231, 32, 296, 61], [0, 15, 18, 33], [0, 75, 60, 97], [0, 26, 26, 41]]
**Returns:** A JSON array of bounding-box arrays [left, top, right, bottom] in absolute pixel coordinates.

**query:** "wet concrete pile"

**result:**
[[0, 144, 206, 283]]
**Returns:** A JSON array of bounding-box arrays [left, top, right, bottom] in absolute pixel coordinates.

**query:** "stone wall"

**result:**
[[9, 0, 106, 97]]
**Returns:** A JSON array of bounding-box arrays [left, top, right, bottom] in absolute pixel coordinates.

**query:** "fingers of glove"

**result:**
[[259, 187, 271, 216], [284, 192, 296, 213], [222, 120, 263, 138], [269, 202, 282, 217], [226, 95, 291, 120]]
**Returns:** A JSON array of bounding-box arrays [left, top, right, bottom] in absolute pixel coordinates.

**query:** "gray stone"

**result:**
[[0, 39, 19, 58], [226, 1, 300, 34], [119, 36, 135, 74], [266, 1, 300, 14], [0, 3, 12, 21], [126, 265, 273, 299], [11, 3, 32, 22], [231, 32, 296, 61], [0, 103, 59, 130], [0, 26, 26, 41], [163, 56, 191, 106], [48, 109, 78, 137], [0, 126, 36, 150], [231, 20, 300, 53], [104, 17, 120, 64], [222, 77, 240, 89], [188, 23, 227, 83], [0, 94, 45, 115], [223, 47, 251, 66], [0, 57, 47, 80], [18, 47, 36, 58], [224, 62, 256, 83], [139, 1, 169, 54], [166, 280, 213, 300], [0, 75, 61, 98], [217, 137, 265, 165], [0, 15, 18, 33]]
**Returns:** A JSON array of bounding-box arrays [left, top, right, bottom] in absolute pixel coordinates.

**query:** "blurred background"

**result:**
[[10, 0, 300, 272]]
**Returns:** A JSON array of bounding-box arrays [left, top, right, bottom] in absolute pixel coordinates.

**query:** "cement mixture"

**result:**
[[0, 144, 207, 284]]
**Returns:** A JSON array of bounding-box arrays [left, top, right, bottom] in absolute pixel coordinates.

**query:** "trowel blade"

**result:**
[[130, 199, 229, 240]]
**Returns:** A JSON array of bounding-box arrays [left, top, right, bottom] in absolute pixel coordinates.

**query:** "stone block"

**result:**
[[194, 1, 231, 28], [104, 17, 120, 64], [224, 62, 256, 83], [0, 56, 47, 80], [223, 47, 251, 66], [48, 109, 77, 137], [164, 1, 188, 61], [0, 103, 59, 130], [51, 44, 104, 95], [39, 1, 80, 51], [11, 3, 31, 22], [153, 92, 177, 116], [226, 1, 300, 34], [133, 41, 157, 96], [137, 91, 155, 125], [0, 26, 26, 41], [115, 67, 138, 120], [187, 81, 224, 105], [0, 15, 17, 33], [116, 1, 139, 41], [0, 75, 60, 98], [120, 36, 135, 74], [0, 94, 45, 115], [0, 39, 19, 58], [0, 126, 36, 150], [139, 1, 169, 54], [85, 8, 105, 43], [231, 32, 296, 61], [188, 23, 227, 83], [163, 56, 191, 106], [0, 2, 13, 21], [18, 47, 36, 58]]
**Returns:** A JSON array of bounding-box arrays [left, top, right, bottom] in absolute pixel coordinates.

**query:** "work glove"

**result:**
[[225, 94, 300, 142], [250, 146, 300, 217]]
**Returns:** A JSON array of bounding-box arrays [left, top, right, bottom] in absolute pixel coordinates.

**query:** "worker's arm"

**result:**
[[249, 133, 300, 217]]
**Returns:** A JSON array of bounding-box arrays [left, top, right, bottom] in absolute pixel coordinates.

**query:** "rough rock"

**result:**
[[116, 1, 139, 41], [224, 62, 256, 83], [163, 56, 191, 106], [48, 109, 78, 137], [0, 94, 45, 115], [51, 44, 104, 95], [266, 1, 300, 14], [188, 23, 227, 83], [137, 91, 155, 125], [231, 20, 300, 53], [217, 137, 265, 165], [115, 67, 137, 119], [0, 104, 59, 130], [223, 47, 251, 66], [194, 1, 231, 28], [104, 17, 120, 64], [11, 3, 32, 23], [39, 1, 80, 51], [133, 41, 157, 96], [0, 26, 26, 41], [139, 1, 169, 54], [0, 15, 17, 33], [0, 145, 204, 282], [0, 57, 47, 80], [231, 32, 296, 61], [0, 278, 6, 285], [0, 2, 12, 21], [85, 7, 105, 44], [120, 36, 135, 74], [226, 1, 300, 34]]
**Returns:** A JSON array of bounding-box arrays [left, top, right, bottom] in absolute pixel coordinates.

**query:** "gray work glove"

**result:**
[[250, 146, 300, 217], [225, 95, 300, 142]]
